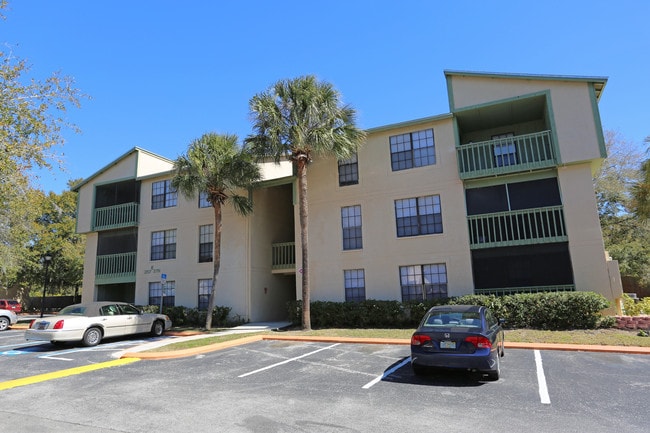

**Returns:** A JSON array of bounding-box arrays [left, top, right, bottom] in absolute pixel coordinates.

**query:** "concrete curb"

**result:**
[[118, 334, 650, 360]]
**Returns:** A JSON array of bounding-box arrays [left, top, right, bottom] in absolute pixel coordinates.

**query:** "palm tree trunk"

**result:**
[[206, 202, 222, 329], [297, 159, 311, 331]]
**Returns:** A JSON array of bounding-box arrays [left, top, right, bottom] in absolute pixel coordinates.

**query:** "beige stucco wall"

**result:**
[[557, 164, 615, 299], [81, 233, 98, 300], [134, 176, 251, 318], [303, 117, 474, 302], [448, 75, 603, 164]]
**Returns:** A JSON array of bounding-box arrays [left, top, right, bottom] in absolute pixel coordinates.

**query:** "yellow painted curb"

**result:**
[[0, 358, 140, 391], [121, 335, 264, 359]]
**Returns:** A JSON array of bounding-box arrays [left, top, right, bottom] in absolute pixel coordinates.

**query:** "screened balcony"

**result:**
[[467, 205, 567, 249], [93, 202, 139, 231], [474, 284, 575, 296], [272, 242, 295, 273], [96, 252, 137, 284], [457, 130, 556, 179]]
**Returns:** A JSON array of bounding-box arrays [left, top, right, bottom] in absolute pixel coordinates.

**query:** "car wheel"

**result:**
[[412, 363, 427, 376], [486, 353, 501, 381], [150, 320, 165, 337], [0, 317, 9, 331], [82, 327, 102, 347]]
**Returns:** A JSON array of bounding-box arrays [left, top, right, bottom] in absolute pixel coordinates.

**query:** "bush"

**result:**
[[142, 305, 234, 328], [287, 291, 611, 330], [622, 294, 650, 316]]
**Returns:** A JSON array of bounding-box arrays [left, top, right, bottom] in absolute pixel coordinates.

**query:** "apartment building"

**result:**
[[74, 70, 622, 321]]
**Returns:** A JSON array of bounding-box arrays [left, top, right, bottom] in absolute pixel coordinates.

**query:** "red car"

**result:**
[[0, 299, 22, 314]]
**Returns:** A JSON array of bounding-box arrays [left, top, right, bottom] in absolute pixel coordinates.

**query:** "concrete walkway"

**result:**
[[115, 322, 650, 360]]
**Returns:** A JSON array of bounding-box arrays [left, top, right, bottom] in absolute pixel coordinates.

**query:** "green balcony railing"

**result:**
[[468, 205, 567, 249], [272, 242, 295, 271], [93, 202, 139, 231], [457, 130, 556, 179], [96, 252, 137, 282], [474, 285, 575, 296]]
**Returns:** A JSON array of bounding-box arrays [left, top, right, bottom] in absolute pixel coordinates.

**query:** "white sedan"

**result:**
[[0, 308, 18, 331], [25, 302, 172, 346]]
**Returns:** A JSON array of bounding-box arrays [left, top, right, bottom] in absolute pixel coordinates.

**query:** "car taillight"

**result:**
[[29, 319, 36, 328], [53, 320, 64, 329], [464, 335, 492, 349], [411, 334, 432, 346]]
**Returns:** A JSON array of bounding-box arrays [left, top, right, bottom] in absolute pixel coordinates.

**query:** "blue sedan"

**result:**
[[410, 305, 505, 380]]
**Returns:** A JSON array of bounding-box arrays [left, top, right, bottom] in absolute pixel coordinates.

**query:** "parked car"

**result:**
[[0, 299, 22, 313], [0, 308, 18, 331], [410, 304, 505, 380], [25, 301, 172, 347]]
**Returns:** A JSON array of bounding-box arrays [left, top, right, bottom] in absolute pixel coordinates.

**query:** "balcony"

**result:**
[[474, 284, 575, 296], [457, 130, 556, 179], [272, 242, 295, 273], [93, 202, 139, 231], [467, 206, 567, 249], [96, 252, 137, 283]]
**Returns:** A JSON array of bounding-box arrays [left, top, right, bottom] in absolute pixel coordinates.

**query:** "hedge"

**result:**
[[140, 305, 235, 328], [287, 291, 612, 331]]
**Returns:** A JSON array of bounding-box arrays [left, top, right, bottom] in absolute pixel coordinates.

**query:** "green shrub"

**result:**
[[287, 291, 611, 330], [142, 305, 233, 328], [622, 294, 650, 316]]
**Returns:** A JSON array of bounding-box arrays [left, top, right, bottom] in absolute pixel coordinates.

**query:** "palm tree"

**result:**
[[245, 76, 366, 330], [172, 133, 261, 329]]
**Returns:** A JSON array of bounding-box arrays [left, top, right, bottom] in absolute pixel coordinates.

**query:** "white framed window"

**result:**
[[341, 205, 362, 250], [199, 224, 213, 262], [338, 153, 359, 186], [198, 279, 212, 310], [151, 229, 177, 260], [390, 128, 435, 171], [492, 132, 517, 167], [152, 180, 177, 209], [344, 269, 366, 302], [149, 281, 175, 306], [395, 195, 442, 237], [400, 263, 447, 301], [199, 191, 211, 208]]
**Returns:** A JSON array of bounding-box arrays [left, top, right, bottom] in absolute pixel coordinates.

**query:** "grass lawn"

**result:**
[[151, 327, 650, 352]]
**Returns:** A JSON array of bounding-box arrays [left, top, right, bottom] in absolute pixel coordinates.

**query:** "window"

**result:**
[[152, 180, 177, 209], [395, 195, 442, 237], [400, 264, 447, 301], [390, 128, 435, 171], [492, 133, 517, 167], [341, 205, 362, 250], [199, 191, 211, 208], [151, 229, 177, 260], [338, 153, 359, 186], [198, 279, 212, 310], [344, 269, 366, 302], [149, 281, 176, 307], [199, 224, 213, 262]]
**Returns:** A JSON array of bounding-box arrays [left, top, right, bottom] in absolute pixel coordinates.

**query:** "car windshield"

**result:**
[[423, 311, 481, 328], [8, 300, 18, 305], [59, 305, 87, 315]]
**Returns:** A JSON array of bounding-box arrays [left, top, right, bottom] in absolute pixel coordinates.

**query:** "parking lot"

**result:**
[[1, 330, 649, 433]]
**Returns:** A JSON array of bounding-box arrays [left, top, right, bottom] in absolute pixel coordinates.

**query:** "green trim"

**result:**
[[452, 89, 549, 115], [258, 175, 295, 189], [463, 169, 557, 189], [544, 90, 562, 165], [366, 113, 453, 134], [72, 147, 174, 191], [446, 73, 456, 111], [589, 83, 607, 158], [443, 70, 607, 99]]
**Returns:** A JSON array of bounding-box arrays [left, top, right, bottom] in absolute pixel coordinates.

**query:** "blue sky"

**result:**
[[3, 0, 649, 193]]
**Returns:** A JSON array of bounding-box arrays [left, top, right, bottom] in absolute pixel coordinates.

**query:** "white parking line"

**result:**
[[534, 350, 551, 404], [362, 357, 411, 389], [238, 343, 340, 378]]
